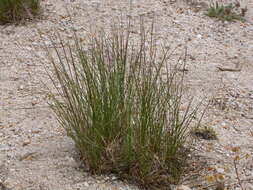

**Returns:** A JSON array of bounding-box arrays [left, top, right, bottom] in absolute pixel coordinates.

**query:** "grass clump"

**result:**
[[192, 126, 217, 140], [0, 0, 40, 24], [47, 22, 201, 188], [206, 1, 247, 22]]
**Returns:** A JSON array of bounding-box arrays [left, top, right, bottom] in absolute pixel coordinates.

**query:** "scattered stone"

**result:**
[[22, 139, 31, 146], [175, 185, 191, 190], [31, 129, 40, 134], [83, 182, 89, 187], [0, 0, 252, 189], [245, 183, 253, 190], [216, 168, 225, 173], [197, 34, 202, 39], [0, 145, 10, 152], [18, 85, 24, 90], [19, 152, 37, 161], [0, 162, 8, 184]]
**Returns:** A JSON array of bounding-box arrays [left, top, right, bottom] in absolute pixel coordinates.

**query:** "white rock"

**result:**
[[18, 85, 24, 90], [0, 145, 10, 151], [83, 182, 89, 187], [217, 168, 224, 173], [175, 185, 192, 190], [45, 41, 51, 46], [245, 183, 253, 190], [197, 34, 202, 39], [23, 139, 31, 146]]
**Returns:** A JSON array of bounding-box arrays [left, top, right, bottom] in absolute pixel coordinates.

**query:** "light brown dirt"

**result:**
[[0, 0, 253, 189]]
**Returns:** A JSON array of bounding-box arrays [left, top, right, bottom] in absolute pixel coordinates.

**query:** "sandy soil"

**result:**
[[0, 0, 253, 189]]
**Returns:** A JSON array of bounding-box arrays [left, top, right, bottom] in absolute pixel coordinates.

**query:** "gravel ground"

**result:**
[[0, 0, 253, 189]]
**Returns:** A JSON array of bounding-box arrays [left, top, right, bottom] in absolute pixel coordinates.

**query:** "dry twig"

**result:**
[[233, 158, 245, 190]]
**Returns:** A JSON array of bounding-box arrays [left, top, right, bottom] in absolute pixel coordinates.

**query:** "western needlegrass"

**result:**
[[0, 0, 40, 24], [47, 21, 201, 188]]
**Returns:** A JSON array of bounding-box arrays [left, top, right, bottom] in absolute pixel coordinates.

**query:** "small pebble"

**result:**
[[84, 182, 89, 187], [175, 185, 192, 190], [23, 139, 31, 146], [197, 34, 202, 39], [217, 168, 224, 173]]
